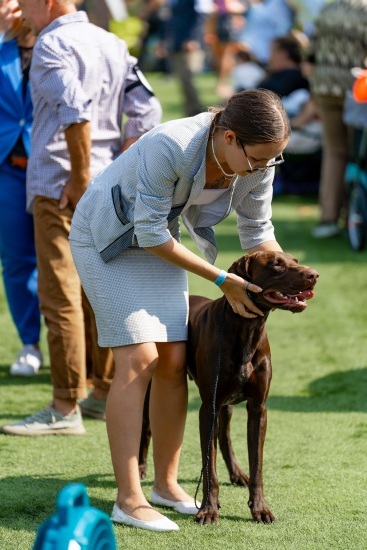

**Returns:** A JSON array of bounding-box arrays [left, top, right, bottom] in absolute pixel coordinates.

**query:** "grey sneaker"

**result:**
[[79, 394, 106, 420], [10, 345, 43, 376], [0, 407, 86, 436]]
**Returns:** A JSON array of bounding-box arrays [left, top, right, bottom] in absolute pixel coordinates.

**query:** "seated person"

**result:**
[[257, 34, 309, 96], [231, 49, 267, 92], [285, 93, 322, 154], [258, 34, 322, 154]]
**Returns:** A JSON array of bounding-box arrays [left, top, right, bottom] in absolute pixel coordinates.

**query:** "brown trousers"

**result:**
[[33, 197, 114, 400], [314, 95, 349, 223]]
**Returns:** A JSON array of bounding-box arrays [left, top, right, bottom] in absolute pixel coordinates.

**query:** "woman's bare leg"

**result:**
[[107, 342, 166, 521], [150, 341, 195, 502]]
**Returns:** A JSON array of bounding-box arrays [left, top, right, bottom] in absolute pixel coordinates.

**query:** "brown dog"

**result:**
[[139, 251, 318, 524]]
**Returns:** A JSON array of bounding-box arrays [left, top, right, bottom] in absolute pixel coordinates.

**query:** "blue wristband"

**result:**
[[214, 270, 227, 286]]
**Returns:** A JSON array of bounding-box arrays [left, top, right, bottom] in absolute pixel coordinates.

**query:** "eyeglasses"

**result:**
[[240, 142, 284, 173]]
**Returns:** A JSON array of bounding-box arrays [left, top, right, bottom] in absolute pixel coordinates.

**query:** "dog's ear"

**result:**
[[228, 254, 253, 282]]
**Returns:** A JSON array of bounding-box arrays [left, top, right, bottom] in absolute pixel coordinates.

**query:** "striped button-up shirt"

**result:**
[[26, 11, 162, 210]]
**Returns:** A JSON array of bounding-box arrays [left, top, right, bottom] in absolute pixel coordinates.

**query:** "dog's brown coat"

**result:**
[[140, 251, 319, 524]]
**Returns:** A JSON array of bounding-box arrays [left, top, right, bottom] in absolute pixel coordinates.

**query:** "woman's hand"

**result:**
[[145, 239, 267, 318], [145, 239, 283, 319], [219, 272, 263, 318]]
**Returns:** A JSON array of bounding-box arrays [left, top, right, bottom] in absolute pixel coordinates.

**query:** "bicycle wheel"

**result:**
[[348, 183, 367, 250]]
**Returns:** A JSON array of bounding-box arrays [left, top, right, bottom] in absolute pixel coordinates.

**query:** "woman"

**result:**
[[69, 89, 290, 532], [0, 0, 42, 376]]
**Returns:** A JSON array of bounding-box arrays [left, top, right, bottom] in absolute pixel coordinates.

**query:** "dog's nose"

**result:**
[[306, 269, 319, 283]]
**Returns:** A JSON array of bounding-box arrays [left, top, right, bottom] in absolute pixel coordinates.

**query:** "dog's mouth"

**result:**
[[262, 288, 315, 310]]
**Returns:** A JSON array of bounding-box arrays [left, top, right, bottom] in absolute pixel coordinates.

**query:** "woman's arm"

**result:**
[[145, 238, 281, 318]]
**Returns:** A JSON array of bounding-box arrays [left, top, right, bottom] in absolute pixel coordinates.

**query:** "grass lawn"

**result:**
[[1, 73, 367, 549]]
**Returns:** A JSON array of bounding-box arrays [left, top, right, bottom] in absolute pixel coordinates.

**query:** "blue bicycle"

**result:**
[[343, 84, 367, 251], [345, 129, 367, 250]]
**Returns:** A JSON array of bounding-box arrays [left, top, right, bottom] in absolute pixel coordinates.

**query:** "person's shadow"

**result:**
[[0, 472, 198, 536]]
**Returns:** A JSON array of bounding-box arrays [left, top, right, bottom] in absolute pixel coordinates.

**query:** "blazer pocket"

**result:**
[[99, 185, 135, 263]]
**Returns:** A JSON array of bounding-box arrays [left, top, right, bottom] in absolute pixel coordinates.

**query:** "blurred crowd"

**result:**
[[14, 0, 359, 209], [124, 0, 328, 196], [131, 0, 367, 239]]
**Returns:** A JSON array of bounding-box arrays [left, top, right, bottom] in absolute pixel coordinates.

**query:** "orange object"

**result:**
[[353, 70, 367, 102]]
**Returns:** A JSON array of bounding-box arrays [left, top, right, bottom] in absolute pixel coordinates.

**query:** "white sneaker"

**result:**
[[0, 406, 86, 436], [311, 222, 341, 239], [10, 345, 43, 377]]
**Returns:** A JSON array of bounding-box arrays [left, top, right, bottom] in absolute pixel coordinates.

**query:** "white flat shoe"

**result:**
[[150, 489, 200, 515], [110, 503, 179, 532]]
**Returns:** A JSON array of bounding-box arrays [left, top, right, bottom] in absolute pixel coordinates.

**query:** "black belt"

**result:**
[[9, 155, 28, 170]]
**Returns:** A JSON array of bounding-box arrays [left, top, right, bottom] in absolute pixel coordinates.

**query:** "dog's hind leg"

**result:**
[[218, 405, 249, 487]]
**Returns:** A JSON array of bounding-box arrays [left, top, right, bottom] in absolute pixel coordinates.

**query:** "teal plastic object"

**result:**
[[33, 483, 117, 550]]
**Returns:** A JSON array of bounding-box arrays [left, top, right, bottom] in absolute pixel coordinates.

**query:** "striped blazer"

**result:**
[[73, 113, 276, 264]]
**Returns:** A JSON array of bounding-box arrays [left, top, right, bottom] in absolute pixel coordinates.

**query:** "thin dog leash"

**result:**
[[194, 300, 228, 510]]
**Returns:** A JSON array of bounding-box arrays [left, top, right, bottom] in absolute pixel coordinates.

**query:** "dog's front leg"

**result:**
[[195, 402, 220, 524], [246, 397, 275, 523]]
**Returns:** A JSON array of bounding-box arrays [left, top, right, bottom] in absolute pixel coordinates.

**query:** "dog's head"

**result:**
[[229, 250, 319, 314]]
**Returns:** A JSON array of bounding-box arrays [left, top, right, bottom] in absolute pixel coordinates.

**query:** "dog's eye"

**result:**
[[268, 262, 285, 271]]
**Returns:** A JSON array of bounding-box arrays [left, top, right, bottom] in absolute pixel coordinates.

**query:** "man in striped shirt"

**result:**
[[1, 0, 162, 436]]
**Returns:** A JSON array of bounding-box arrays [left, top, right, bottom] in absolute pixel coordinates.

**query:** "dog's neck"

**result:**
[[221, 296, 271, 326], [219, 297, 270, 364]]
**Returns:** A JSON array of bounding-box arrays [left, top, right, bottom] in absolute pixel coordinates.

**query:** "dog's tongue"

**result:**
[[298, 289, 315, 301]]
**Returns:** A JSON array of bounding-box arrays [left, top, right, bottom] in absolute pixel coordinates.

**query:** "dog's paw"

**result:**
[[229, 468, 249, 487], [195, 504, 220, 525], [248, 497, 275, 523]]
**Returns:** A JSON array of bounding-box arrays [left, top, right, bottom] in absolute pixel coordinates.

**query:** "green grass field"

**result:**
[[1, 74, 367, 549]]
